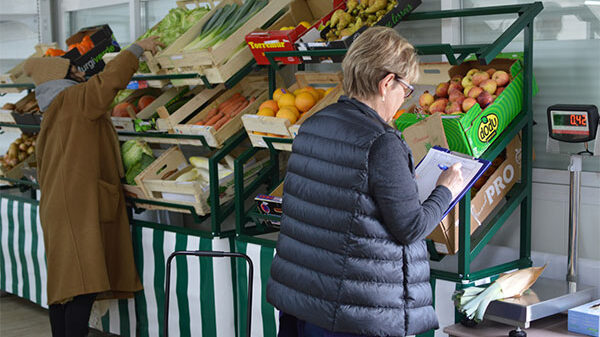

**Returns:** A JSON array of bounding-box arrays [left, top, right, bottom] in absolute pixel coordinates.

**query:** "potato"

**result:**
[[27, 147, 35, 155], [19, 143, 28, 151], [18, 152, 27, 162]]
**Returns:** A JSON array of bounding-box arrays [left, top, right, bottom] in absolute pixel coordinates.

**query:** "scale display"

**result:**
[[547, 105, 599, 143]]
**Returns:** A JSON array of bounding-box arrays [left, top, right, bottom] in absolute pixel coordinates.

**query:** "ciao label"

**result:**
[[478, 114, 499, 143]]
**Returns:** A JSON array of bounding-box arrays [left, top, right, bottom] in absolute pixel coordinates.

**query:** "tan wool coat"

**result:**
[[36, 51, 143, 305]]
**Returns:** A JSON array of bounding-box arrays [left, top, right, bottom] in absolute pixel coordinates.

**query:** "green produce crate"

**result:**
[[396, 55, 538, 157]]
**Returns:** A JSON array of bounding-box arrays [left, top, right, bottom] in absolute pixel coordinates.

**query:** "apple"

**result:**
[[468, 86, 484, 98], [137, 95, 156, 111], [454, 95, 466, 107], [485, 68, 497, 77], [435, 82, 450, 98], [461, 76, 473, 88], [112, 102, 136, 117], [448, 82, 463, 94], [466, 68, 480, 78], [449, 90, 465, 103], [462, 97, 477, 112], [445, 101, 462, 114], [463, 85, 474, 96], [430, 98, 448, 113], [477, 91, 494, 108], [495, 86, 505, 96], [450, 75, 463, 85], [480, 79, 498, 94], [472, 71, 490, 86], [492, 70, 510, 86], [419, 90, 435, 107]]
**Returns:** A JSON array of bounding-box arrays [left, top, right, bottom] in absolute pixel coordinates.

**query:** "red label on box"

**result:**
[[245, 26, 307, 65]]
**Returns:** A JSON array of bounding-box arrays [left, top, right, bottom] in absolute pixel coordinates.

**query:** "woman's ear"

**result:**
[[379, 73, 396, 98]]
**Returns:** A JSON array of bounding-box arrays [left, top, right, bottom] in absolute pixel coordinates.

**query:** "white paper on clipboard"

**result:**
[[415, 148, 485, 204]]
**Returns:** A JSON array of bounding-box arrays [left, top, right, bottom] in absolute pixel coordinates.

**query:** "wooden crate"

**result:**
[[0, 44, 57, 93], [155, 84, 227, 131], [0, 155, 35, 181], [134, 146, 235, 216], [166, 46, 255, 86], [242, 71, 343, 151], [102, 0, 215, 88], [157, 0, 292, 69], [110, 87, 184, 130], [0, 110, 16, 124], [123, 184, 191, 213], [168, 78, 268, 148]]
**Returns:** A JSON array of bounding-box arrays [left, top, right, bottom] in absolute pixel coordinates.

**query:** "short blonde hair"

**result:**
[[342, 27, 419, 100]]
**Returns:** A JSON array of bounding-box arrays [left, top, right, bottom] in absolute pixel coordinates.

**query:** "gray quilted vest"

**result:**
[[267, 96, 438, 337]]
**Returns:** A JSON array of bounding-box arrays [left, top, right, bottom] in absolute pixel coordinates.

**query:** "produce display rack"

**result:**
[[0, 59, 257, 92], [0, 121, 272, 237], [240, 3, 543, 335]]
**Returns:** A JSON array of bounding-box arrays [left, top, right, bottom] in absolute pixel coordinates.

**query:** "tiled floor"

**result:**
[[0, 293, 113, 337]]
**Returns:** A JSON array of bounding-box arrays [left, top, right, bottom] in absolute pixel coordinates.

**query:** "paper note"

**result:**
[[415, 148, 485, 204]]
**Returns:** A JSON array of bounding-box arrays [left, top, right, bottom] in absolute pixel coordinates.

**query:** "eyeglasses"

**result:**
[[393, 74, 414, 98]]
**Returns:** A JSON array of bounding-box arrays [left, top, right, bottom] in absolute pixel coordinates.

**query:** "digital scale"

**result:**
[[480, 105, 599, 337]]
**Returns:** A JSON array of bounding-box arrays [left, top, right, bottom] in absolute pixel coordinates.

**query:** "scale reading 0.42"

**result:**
[[547, 105, 598, 143]]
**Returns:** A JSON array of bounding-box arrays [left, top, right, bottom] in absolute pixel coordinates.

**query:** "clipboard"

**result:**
[[415, 146, 491, 218]]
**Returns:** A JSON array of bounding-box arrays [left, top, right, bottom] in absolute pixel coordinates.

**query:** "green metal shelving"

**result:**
[[238, 2, 543, 335], [0, 128, 269, 238]]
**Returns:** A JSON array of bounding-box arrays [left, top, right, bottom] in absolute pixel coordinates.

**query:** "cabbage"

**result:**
[[121, 140, 153, 171], [125, 153, 155, 185]]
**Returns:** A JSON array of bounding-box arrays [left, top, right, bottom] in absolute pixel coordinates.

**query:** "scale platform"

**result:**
[[484, 277, 597, 329]]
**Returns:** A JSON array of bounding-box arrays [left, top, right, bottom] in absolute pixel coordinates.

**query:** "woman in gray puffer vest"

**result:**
[[266, 27, 464, 337]]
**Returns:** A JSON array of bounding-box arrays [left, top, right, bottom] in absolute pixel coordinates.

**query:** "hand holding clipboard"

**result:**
[[415, 147, 492, 217]]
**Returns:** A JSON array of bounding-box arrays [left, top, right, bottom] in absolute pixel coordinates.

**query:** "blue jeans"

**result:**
[[278, 312, 368, 337]]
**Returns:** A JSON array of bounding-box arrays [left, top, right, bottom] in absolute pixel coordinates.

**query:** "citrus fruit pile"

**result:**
[[253, 85, 334, 137]]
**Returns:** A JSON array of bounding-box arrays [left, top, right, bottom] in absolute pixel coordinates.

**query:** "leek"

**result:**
[[454, 265, 546, 322]]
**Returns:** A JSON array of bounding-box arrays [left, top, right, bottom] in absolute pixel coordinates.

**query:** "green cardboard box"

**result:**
[[396, 56, 538, 157]]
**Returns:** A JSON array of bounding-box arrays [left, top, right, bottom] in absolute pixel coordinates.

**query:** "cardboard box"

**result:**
[[295, 0, 421, 63], [255, 182, 284, 228], [396, 57, 538, 157], [63, 25, 121, 76], [426, 134, 522, 255], [402, 112, 448, 163], [245, 0, 334, 65], [569, 300, 600, 337]]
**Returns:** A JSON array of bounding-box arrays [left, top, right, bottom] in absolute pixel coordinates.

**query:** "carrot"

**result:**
[[204, 107, 219, 120], [217, 93, 243, 111], [205, 112, 224, 126], [222, 99, 247, 118], [229, 101, 250, 118], [213, 116, 232, 131], [218, 96, 246, 113]]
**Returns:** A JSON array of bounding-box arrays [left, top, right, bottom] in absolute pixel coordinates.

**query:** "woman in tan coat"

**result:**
[[24, 37, 162, 337]]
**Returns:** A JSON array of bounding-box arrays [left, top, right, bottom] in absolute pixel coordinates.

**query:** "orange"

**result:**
[[293, 87, 307, 96], [276, 108, 298, 124], [257, 107, 275, 117], [325, 87, 335, 96], [316, 88, 326, 99], [277, 93, 296, 108], [272, 88, 287, 102], [295, 92, 316, 113], [305, 87, 320, 101], [259, 100, 279, 113], [279, 105, 300, 118]]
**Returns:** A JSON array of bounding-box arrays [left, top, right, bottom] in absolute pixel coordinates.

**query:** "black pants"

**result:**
[[49, 293, 97, 337]]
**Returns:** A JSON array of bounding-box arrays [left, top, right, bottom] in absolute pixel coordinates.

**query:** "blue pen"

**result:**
[[438, 164, 448, 171]]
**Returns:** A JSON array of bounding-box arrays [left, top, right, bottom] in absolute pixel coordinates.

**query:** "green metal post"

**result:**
[[208, 131, 247, 235], [269, 65, 277, 99], [458, 192, 472, 280], [520, 20, 534, 264]]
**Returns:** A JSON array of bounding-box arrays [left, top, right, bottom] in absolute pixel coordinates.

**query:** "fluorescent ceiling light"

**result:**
[[584, 1, 600, 5]]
